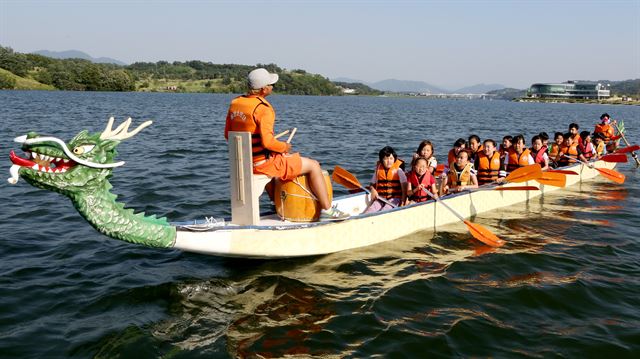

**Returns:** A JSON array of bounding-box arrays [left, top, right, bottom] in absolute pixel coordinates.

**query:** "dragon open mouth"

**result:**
[[8, 150, 76, 184]]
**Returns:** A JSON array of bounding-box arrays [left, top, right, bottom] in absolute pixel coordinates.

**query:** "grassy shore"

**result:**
[[0, 68, 55, 90]]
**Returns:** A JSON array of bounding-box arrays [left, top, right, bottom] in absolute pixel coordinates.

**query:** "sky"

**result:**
[[1, 0, 639, 90]]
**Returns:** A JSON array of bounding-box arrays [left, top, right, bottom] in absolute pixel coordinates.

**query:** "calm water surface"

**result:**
[[1, 91, 639, 357]]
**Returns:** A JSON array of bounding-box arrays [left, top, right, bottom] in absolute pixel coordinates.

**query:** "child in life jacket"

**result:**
[[406, 157, 438, 204], [592, 132, 607, 158], [475, 139, 503, 185], [503, 135, 534, 173], [530, 135, 549, 171], [539, 132, 550, 149], [441, 150, 478, 195], [365, 146, 408, 213], [467, 134, 483, 163], [499, 135, 513, 160], [569, 123, 582, 147], [548, 132, 564, 168], [577, 131, 596, 162], [447, 138, 467, 168], [556, 133, 578, 167], [412, 140, 438, 175]]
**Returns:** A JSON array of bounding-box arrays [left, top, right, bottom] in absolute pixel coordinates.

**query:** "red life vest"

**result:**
[[578, 141, 594, 160], [407, 170, 434, 202], [530, 146, 547, 166], [226, 95, 272, 162], [375, 159, 403, 199], [506, 148, 532, 172], [476, 151, 501, 185]]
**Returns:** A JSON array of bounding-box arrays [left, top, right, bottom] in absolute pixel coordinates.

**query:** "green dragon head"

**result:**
[[8, 117, 151, 197]]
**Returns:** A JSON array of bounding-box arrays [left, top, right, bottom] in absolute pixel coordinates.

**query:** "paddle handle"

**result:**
[[365, 187, 397, 208], [287, 127, 297, 143], [274, 129, 290, 139], [613, 121, 640, 167], [422, 188, 465, 222]]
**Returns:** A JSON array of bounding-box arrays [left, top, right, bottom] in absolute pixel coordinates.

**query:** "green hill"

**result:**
[[0, 67, 54, 90]]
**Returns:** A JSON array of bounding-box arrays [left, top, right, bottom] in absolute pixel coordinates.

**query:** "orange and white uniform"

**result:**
[[225, 95, 301, 181], [504, 148, 534, 173]]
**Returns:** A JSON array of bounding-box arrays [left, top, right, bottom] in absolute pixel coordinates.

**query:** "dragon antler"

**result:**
[[100, 117, 153, 141]]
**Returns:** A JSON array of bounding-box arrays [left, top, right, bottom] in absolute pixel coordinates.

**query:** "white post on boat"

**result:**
[[228, 131, 271, 225]]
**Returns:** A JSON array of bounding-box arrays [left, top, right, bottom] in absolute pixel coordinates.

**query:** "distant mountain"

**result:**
[[369, 79, 449, 93], [32, 50, 127, 65], [454, 83, 505, 94], [332, 77, 365, 84]]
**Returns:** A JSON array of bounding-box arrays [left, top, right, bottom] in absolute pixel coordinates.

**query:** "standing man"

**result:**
[[224, 68, 347, 220]]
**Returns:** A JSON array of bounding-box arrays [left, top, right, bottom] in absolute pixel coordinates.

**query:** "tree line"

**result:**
[[0, 46, 360, 95]]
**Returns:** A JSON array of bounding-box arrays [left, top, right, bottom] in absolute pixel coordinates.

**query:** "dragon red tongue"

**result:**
[[9, 150, 35, 167]]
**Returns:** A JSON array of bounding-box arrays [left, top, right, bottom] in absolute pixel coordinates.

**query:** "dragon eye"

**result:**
[[72, 144, 95, 155]]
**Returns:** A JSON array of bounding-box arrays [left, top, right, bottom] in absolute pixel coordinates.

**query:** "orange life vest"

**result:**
[[226, 95, 272, 162], [476, 151, 501, 185], [571, 133, 582, 147], [506, 148, 532, 172], [594, 123, 615, 142], [407, 170, 434, 202], [375, 159, 403, 199], [447, 163, 473, 187], [557, 144, 578, 166]]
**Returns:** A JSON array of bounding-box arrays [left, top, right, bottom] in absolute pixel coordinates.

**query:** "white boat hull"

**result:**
[[172, 161, 617, 258]]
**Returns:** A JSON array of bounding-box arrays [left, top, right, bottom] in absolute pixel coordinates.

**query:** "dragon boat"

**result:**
[[8, 118, 619, 258]]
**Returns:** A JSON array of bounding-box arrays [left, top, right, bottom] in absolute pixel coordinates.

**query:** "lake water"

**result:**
[[1, 91, 639, 357]]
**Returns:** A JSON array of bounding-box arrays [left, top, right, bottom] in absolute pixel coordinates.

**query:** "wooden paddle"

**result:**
[[332, 166, 397, 208], [613, 121, 640, 167], [422, 187, 505, 247], [548, 169, 578, 175], [504, 163, 543, 183], [535, 171, 566, 187], [564, 155, 626, 184], [600, 153, 628, 163]]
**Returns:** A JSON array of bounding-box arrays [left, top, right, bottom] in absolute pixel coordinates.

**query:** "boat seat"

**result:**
[[228, 131, 272, 225]]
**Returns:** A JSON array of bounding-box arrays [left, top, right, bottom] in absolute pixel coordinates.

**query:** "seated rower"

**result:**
[[364, 146, 407, 213], [503, 134, 534, 174], [406, 157, 438, 204], [499, 135, 513, 161], [412, 140, 438, 175], [577, 131, 596, 163], [475, 139, 503, 185], [594, 113, 618, 152], [569, 122, 582, 147], [441, 150, 478, 194], [555, 132, 578, 167], [447, 138, 467, 168], [224, 68, 348, 220], [539, 132, 550, 149], [530, 135, 549, 171], [467, 134, 483, 163], [548, 132, 564, 168], [593, 132, 607, 159]]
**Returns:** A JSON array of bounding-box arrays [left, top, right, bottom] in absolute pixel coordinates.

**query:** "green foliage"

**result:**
[[610, 79, 640, 96], [0, 71, 16, 89]]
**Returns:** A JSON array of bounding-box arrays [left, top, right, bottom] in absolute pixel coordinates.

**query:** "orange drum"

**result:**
[[275, 170, 332, 222]]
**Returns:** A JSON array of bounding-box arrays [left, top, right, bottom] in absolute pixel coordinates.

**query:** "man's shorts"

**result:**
[[254, 152, 302, 181]]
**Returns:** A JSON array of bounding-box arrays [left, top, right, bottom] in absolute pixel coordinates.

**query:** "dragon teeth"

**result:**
[[32, 164, 39, 170], [63, 159, 69, 163], [31, 152, 37, 159]]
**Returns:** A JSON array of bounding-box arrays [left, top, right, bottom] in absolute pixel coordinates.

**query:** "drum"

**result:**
[[275, 170, 332, 222]]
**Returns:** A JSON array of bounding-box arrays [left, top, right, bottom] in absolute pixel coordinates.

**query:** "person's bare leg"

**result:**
[[300, 157, 330, 209]]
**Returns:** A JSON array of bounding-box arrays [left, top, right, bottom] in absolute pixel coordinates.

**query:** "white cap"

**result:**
[[248, 68, 279, 90]]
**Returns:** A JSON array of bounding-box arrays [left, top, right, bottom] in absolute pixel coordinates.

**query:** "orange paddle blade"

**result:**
[[494, 186, 539, 191], [505, 164, 543, 183], [536, 171, 566, 187], [548, 169, 578, 175], [463, 220, 505, 247], [332, 166, 363, 190], [600, 153, 628, 163], [596, 167, 625, 184], [614, 145, 639, 154]]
